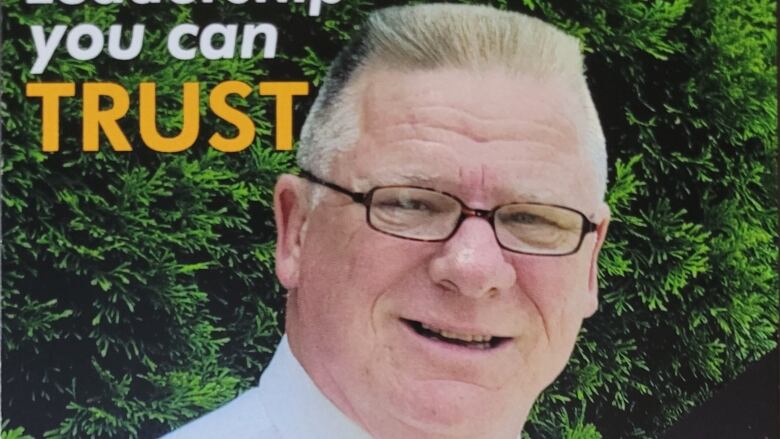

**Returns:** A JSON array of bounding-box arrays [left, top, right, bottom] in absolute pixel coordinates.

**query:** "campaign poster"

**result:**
[[2, 1, 777, 438]]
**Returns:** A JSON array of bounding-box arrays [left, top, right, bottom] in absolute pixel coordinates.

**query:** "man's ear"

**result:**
[[585, 202, 611, 317], [274, 174, 310, 289]]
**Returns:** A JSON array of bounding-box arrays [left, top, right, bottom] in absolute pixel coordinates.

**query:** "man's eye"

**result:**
[[505, 212, 553, 226], [380, 198, 433, 211]]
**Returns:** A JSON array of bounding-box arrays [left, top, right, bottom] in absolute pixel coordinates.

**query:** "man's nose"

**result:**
[[428, 217, 517, 299]]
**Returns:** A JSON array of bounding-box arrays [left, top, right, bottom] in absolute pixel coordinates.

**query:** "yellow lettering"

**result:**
[[209, 81, 255, 152], [139, 82, 200, 153], [258, 81, 309, 150], [25, 82, 76, 152], [83, 82, 132, 152]]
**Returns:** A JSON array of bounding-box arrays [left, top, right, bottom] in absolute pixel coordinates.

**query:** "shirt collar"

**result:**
[[259, 335, 373, 439]]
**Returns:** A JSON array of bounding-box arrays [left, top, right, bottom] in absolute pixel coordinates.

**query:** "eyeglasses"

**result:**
[[300, 170, 597, 256]]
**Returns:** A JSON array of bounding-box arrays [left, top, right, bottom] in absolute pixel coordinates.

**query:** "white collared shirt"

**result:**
[[161, 335, 372, 439]]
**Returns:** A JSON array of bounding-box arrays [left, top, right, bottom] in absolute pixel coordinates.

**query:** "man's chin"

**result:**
[[382, 378, 525, 437]]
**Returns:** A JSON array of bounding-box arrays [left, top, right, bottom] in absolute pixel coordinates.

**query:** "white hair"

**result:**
[[297, 4, 608, 198]]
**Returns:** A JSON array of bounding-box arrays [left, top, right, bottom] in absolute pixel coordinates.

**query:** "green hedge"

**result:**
[[2, 1, 776, 438]]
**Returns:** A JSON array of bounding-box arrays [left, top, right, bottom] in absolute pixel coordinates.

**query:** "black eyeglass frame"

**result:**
[[299, 170, 598, 256]]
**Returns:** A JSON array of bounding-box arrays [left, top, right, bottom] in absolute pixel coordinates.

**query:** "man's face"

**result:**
[[275, 68, 610, 439]]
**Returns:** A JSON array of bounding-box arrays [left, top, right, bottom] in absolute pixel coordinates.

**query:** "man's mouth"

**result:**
[[403, 319, 510, 350]]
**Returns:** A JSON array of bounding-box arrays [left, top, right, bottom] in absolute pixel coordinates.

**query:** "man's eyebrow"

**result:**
[[505, 192, 546, 203], [497, 186, 562, 204], [360, 172, 439, 188], [364, 174, 554, 203], [355, 171, 567, 206]]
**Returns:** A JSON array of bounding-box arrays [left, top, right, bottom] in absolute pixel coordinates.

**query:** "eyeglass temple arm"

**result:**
[[584, 219, 598, 234], [299, 170, 368, 203]]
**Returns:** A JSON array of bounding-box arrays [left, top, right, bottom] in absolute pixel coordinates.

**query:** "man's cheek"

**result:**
[[515, 255, 588, 293], [347, 232, 430, 278]]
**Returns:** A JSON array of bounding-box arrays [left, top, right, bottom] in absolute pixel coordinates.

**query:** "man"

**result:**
[[165, 3, 610, 438]]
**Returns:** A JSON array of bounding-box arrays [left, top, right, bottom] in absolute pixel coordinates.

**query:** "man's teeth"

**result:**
[[421, 323, 493, 343]]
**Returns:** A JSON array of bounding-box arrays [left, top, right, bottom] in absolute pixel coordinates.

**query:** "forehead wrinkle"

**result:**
[[352, 169, 442, 190], [372, 122, 576, 154], [352, 152, 572, 205], [409, 103, 567, 132], [388, 104, 576, 147]]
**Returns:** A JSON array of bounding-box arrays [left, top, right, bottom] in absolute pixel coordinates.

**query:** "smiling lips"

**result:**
[[404, 319, 510, 350]]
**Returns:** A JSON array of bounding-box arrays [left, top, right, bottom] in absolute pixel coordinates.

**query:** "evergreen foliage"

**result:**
[[2, 1, 776, 438]]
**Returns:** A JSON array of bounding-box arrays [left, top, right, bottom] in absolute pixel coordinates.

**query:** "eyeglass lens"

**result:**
[[367, 186, 584, 255]]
